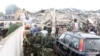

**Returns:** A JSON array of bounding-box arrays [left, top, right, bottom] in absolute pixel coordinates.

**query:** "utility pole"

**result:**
[[50, 8, 55, 34]]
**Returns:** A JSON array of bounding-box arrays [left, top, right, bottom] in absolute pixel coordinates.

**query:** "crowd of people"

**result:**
[[55, 18, 100, 37], [20, 8, 100, 56], [23, 24, 55, 56]]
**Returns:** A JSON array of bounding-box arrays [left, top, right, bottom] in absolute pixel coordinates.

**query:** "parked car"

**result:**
[[53, 31, 100, 56]]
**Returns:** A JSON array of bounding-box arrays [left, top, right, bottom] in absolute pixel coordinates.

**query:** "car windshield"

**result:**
[[85, 38, 100, 52], [59, 34, 66, 40]]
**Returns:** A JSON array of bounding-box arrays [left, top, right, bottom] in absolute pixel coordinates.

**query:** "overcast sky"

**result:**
[[0, 0, 100, 13]]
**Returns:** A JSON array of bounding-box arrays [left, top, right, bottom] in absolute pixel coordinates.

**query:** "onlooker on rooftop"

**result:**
[[72, 18, 79, 32]]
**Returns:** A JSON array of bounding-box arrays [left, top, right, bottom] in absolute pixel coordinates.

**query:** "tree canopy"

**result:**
[[5, 4, 20, 14], [0, 12, 4, 17]]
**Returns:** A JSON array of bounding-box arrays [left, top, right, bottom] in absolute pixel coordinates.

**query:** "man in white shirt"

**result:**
[[24, 16, 33, 24], [72, 18, 79, 32], [20, 11, 26, 21], [20, 9, 29, 23], [41, 26, 48, 37]]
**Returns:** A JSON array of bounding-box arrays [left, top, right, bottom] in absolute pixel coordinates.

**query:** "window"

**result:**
[[59, 34, 65, 41], [71, 37, 79, 50], [85, 39, 100, 52], [63, 34, 72, 46], [59, 33, 79, 50], [62, 34, 72, 50], [64, 35, 79, 50]]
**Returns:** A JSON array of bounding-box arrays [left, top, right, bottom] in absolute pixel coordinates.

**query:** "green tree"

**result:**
[[5, 4, 20, 14], [0, 12, 4, 17], [6, 23, 21, 36]]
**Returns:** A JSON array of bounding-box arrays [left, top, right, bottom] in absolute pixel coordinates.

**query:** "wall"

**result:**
[[0, 26, 23, 56]]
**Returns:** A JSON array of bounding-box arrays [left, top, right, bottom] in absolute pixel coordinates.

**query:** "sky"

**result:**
[[0, 0, 100, 13]]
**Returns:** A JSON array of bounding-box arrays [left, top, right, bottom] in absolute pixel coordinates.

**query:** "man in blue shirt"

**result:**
[[32, 25, 38, 33]]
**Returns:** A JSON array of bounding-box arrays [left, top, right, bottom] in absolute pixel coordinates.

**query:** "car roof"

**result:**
[[63, 31, 100, 39]]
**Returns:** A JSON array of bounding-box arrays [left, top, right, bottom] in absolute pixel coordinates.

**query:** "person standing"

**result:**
[[42, 35, 55, 56], [32, 25, 38, 34], [19, 9, 26, 21], [97, 23, 100, 35], [40, 26, 48, 37], [72, 18, 79, 32], [47, 24, 52, 36], [55, 25, 59, 37], [32, 27, 43, 56]]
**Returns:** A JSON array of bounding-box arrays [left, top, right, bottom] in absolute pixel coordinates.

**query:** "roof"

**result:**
[[63, 31, 100, 39]]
